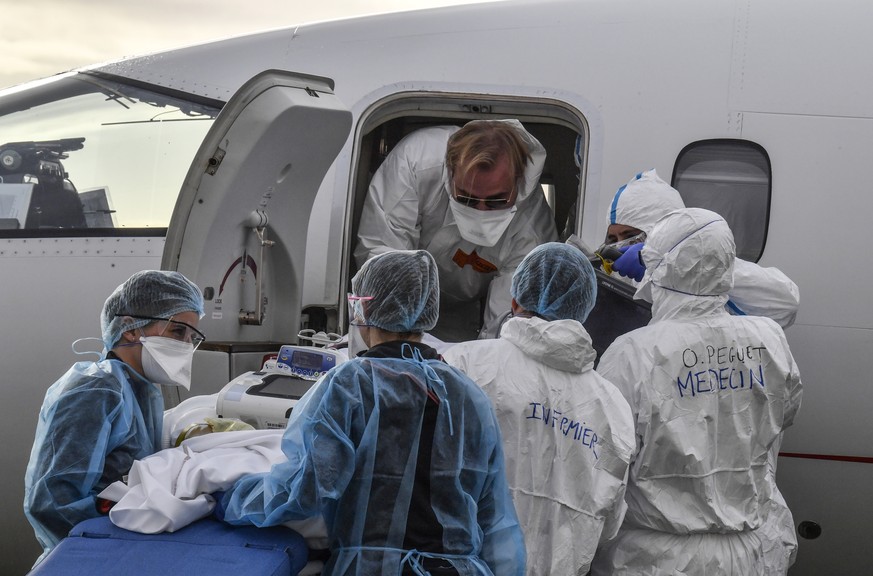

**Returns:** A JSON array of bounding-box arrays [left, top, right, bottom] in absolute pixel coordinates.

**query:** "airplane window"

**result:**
[[672, 140, 771, 262], [0, 74, 219, 234]]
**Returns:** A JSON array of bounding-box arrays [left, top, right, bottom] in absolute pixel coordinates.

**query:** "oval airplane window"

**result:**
[[672, 139, 771, 262], [0, 73, 220, 235]]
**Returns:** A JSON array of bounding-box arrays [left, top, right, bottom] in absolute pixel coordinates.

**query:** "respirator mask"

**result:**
[[347, 294, 373, 357], [139, 336, 195, 390]]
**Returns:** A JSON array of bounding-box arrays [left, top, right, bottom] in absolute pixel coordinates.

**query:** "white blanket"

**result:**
[[99, 429, 328, 547]]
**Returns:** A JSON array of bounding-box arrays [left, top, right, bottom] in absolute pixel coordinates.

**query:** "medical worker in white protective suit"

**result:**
[[217, 250, 525, 576], [606, 171, 802, 572], [591, 208, 802, 576], [354, 119, 558, 342], [24, 270, 205, 563], [444, 243, 635, 576], [607, 169, 800, 329]]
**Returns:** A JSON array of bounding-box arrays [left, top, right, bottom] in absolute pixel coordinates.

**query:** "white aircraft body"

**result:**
[[1, 0, 870, 573]]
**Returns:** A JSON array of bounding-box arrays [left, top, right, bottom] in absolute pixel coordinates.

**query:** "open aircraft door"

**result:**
[[161, 70, 352, 404]]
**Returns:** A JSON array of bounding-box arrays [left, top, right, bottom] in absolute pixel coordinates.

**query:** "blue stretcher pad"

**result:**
[[29, 516, 309, 576]]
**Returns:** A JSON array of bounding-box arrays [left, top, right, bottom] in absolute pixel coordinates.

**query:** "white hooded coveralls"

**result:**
[[609, 173, 801, 572], [444, 316, 635, 576], [354, 120, 558, 341], [608, 169, 800, 329], [592, 208, 802, 576]]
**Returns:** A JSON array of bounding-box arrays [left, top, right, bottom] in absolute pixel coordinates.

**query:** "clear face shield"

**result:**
[[121, 315, 206, 349], [347, 294, 373, 357]]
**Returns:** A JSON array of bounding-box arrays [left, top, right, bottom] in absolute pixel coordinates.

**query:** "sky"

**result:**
[[2, 0, 491, 89]]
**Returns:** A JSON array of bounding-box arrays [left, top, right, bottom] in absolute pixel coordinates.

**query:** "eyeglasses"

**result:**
[[450, 181, 514, 211], [347, 294, 373, 326], [120, 314, 206, 349], [451, 192, 513, 210]]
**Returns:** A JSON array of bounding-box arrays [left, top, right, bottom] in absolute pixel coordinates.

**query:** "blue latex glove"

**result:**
[[613, 243, 646, 282], [211, 491, 227, 521]]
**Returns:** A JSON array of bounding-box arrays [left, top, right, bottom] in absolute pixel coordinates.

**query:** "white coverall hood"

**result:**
[[604, 173, 798, 328], [607, 169, 685, 236], [502, 316, 595, 373], [636, 208, 735, 311]]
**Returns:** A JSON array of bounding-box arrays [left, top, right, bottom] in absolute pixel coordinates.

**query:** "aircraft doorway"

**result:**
[[343, 92, 589, 343]]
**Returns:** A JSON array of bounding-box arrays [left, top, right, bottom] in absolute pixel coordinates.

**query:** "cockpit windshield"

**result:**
[[0, 72, 219, 234]]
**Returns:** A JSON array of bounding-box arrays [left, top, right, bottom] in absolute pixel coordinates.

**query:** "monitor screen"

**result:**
[[252, 374, 313, 399], [292, 350, 325, 370]]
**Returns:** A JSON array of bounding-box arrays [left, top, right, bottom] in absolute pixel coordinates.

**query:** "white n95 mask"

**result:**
[[139, 336, 195, 389], [448, 200, 517, 247]]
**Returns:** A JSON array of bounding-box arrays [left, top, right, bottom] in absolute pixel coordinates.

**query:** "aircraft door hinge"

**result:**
[[239, 211, 275, 326], [206, 147, 226, 175]]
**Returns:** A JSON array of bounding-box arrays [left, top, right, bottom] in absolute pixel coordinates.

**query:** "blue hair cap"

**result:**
[[100, 270, 204, 351], [351, 250, 440, 333], [511, 243, 597, 323]]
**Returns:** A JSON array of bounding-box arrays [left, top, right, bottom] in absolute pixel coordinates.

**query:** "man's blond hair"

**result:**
[[446, 121, 531, 187]]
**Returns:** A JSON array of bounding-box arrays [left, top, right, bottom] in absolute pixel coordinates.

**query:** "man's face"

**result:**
[[605, 223, 643, 244], [450, 154, 517, 211]]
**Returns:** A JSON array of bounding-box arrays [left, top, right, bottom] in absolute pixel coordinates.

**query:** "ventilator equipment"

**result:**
[[163, 342, 346, 447], [216, 346, 342, 430]]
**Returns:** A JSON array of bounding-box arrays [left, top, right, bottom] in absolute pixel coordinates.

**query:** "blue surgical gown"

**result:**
[[222, 341, 525, 575], [24, 357, 163, 559]]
